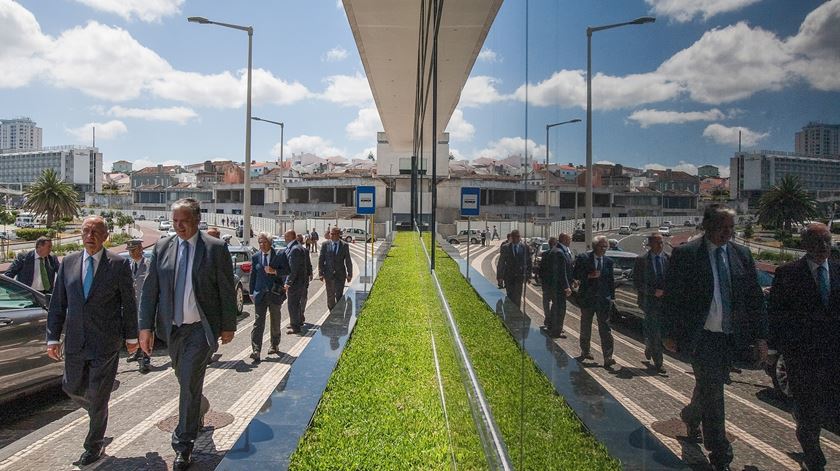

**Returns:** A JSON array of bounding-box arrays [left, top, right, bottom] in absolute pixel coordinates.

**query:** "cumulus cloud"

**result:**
[[284, 135, 344, 157], [324, 46, 349, 62], [702, 123, 768, 147], [785, 0, 840, 91], [445, 109, 475, 141], [107, 105, 197, 124], [72, 0, 184, 22], [67, 120, 128, 142], [0, 0, 51, 88], [627, 108, 727, 127], [644, 0, 763, 23], [351, 147, 376, 161], [596, 160, 617, 166], [131, 158, 184, 170], [459, 76, 509, 107], [474, 137, 546, 161], [346, 106, 383, 140], [319, 72, 373, 106], [477, 48, 500, 63]]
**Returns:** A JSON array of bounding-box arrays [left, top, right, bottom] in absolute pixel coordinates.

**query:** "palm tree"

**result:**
[[757, 175, 817, 234], [23, 169, 80, 227]]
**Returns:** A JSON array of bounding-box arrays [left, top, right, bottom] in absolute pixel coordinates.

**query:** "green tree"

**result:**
[[757, 175, 817, 234], [115, 213, 134, 232], [23, 169, 80, 227]]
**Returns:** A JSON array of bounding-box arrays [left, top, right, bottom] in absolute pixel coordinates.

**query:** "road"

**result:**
[[452, 229, 840, 471]]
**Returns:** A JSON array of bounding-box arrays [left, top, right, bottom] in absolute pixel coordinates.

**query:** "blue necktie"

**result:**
[[83, 255, 94, 298], [174, 240, 189, 326], [334, 241, 339, 255], [655, 255, 664, 285], [818, 265, 829, 307], [715, 247, 732, 334]]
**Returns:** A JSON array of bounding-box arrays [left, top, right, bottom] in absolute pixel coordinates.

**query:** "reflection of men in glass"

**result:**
[[573, 235, 615, 368], [319, 227, 353, 310], [769, 223, 839, 471], [634, 233, 668, 373], [126, 239, 152, 374], [496, 229, 531, 308]]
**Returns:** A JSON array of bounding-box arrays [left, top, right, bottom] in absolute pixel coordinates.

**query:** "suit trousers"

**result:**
[[299, 282, 309, 323], [553, 293, 568, 336], [579, 304, 614, 359], [324, 276, 346, 310], [287, 286, 306, 330], [504, 276, 524, 308], [541, 285, 557, 328], [642, 301, 664, 369], [251, 298, 283, 353], [169, 323, 212, 453], [682, 331, 734, 467], [788, 357, 840, 470], [62, 351, 119, 453]]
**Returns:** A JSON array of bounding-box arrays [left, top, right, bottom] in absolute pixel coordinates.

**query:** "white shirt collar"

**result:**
[[83, 248, 104, 264], [807, 257, 829, 274], [706, 238, 728, 252], [178, 231, 199, 246]]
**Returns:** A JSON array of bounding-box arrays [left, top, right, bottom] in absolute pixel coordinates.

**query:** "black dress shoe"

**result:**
[[139, 361, 150, 374], [74, 449, 103, 466], [711, 464, 731, 471], [126, 350, 140, 362], [579, 351, 594, 360], [173, 451, 193, 470], [603, 358, 617, 369], [267, 346, 279, 355], [249, 352, 261, 364]]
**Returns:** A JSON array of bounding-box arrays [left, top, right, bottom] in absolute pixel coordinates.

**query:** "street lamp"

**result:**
[[189, 16, 254, 244], [252, 117, 284, 233], [585, 16, 654, 245], [545, 119, 581, 235]]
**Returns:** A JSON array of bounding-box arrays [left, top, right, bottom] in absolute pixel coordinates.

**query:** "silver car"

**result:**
[[341, 227, 374, 243], [446, 229, 482, 245]]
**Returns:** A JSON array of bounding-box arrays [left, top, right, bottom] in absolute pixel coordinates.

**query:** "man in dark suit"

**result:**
[[296, 233, 314, 325], [539, 237, 559, 333], [46, 216, 138, 466], [283, 230, 307, 334], [496, 229, 531, 307], [319, 227, 353, 310], [663, 204, 767, 471], [125, 239, 152, 374], [768, 223, 840, 471], [573, 235, 616, 367], [634, 233, 669, 373], [139, 198, 238, 470], [6, 236, 58, 293], [553, 232, 574, 339], [248, 232, 286, 364]]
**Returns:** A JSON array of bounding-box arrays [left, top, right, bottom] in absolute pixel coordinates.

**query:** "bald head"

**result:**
[[803, 222, 832, 264], [82, 216, 109, 255], [284, 230, 297, 243]]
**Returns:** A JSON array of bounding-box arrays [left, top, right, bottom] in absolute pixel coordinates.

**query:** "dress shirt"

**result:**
[[703, 239, 728, 333], [131, 257, 145, 276], [807, 258, 830, 290], [31, 254, 46, 291], [260, 250, 271, 267], [176, 232, 201, 325]]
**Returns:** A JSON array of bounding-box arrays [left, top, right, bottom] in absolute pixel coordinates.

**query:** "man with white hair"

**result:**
[[248, 232, 287, 363], [572, 235, 616, 368]]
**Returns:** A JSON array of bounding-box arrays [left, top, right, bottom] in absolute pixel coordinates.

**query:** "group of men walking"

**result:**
[[493, 205, 838, 471]]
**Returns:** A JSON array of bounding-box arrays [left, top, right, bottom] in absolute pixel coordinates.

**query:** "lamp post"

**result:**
[[252, 117, 284, 233], [545, 119, 581, 236], [585, 16, 654, 245], [188, 16, 254, 244]]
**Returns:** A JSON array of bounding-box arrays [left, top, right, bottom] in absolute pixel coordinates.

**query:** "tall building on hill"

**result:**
[[0, 117, 42, 151], [795, 122, 840, 158]]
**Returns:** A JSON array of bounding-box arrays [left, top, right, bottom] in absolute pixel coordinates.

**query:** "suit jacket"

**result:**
[[634, 251, 669, 313], [573, 252, 615, 310], [538, 246, 558, 287], [249, 249, 284, 305], [556, 244, 574, 292], [5, 250, 59, 290], [497, 242, 531, 281], [47, 249, 137, 358], [768, 258, 840, 365], [663, 237, 766, 352], [139, 231, 238, 349], [285, 240, 307, 290], [319, 239, 352, 280], [129, 257, 148, 306]]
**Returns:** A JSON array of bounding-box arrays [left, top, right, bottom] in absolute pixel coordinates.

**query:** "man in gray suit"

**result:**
[[283, 230, 307, 334], [46, 216, 138, 466], [125, 239, 152, 374], [319, 227, 353, 310], [139, 198, 238, 470], [634, 233, 669, 373]]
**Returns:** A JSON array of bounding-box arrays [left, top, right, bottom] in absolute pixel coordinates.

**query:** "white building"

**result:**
[[112, 160, 133, 173], [730, 149, 840, 203], [0, 145, 102, 195], [795, 122, 840, 158], [0, 117, 42, 151]]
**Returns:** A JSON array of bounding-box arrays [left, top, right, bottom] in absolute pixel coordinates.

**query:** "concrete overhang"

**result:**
[[344, 0, 502, 154]]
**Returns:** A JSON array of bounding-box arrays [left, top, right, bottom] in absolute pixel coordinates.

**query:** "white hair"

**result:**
[[592, 235, 609, 248]]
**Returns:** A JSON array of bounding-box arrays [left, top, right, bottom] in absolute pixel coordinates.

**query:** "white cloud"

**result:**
[[319, 73, 373, 106], [285, 135, 344, 157], [445, 109, 475, 141], [131, 158, 184, 170], [702, 123, 768, 147], [477, 49, 500, 63], [785, 0, 840, 92], [474, 137, 546, 161], [67, 120, 128, 142], [72, 0, 184, 22], [644, 0, 763, 23], [0, 0, 51, 88], [449, 148, 466, 160], [459, 76, 509, 107], [107, 105, 197, 124], [324, 46, 349, 62], [346, 106, 382, 140], [351, 147, 376, 161], [596, 160, 617, 166], [627, 108, 726, 127], [152, 68, 310, 109]]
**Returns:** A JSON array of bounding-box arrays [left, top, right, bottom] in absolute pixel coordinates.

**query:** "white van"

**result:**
[[15, 213, 36, 228]]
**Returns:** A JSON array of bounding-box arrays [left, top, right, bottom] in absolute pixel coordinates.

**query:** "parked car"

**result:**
[[684, 220, 696, 227], [342, 227, 374, 243], [198, 221, 208, 230], [235, 225, 254, 240], [0, 274, 62, 404], [155, 215, 167, 222], [272, 237, 288, 251], [160, 229, 177, 239], [228, 245, 257, 314], [618, 225, 632, 235], [0, 230, 16, 240], [447, 229, 482, 245], [629, 222, 639, 231], [137, 214, 146, 221], [572, 229, 586, 242], [658, 226, 671, 237], [663, 221, 674, 228], [158, 221, 172, 231]]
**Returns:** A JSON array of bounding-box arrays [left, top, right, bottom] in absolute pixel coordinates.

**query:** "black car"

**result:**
[[0, 275, 62, 404], [572, 229, 585, 242]]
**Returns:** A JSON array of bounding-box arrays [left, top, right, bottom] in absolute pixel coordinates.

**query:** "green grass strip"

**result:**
[[290, 233, 485, 469], [431, 240, 621, 470]]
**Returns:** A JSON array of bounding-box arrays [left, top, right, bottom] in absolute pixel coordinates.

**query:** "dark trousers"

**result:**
[[682, 331, 734, 467], [325, 276, 346, 310], [579, 304, 614, 360], [287, 286, 306, 330], [63, 351, 119, 453], [251, 298, 283, 353], [299, 282, 309, 323], [788, 357, 840, 470], [553, 293, 568, 335], [542, 285, 560, 334], [642, 302, 664, 369], [504, 276, 524, 308], [169, 323, 212, 453]]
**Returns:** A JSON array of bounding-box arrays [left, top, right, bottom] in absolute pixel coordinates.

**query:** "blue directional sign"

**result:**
[[355, 186, 376, 215], [460, 187, 480, 217]]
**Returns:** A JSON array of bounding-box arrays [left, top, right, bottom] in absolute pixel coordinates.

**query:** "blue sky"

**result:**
[[1, 0, 838, 178]]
